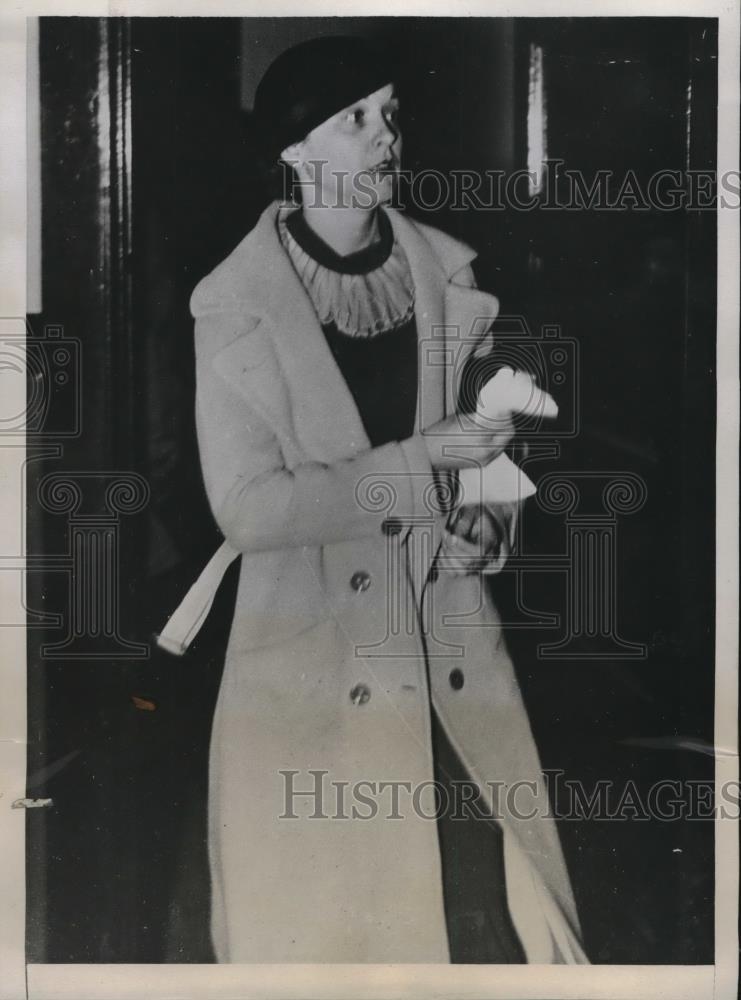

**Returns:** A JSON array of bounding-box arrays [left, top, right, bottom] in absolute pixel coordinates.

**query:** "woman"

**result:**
[[159, 35, 588, 965]]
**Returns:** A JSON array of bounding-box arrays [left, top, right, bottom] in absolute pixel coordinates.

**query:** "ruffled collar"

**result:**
[[277, 207, 415, 338]]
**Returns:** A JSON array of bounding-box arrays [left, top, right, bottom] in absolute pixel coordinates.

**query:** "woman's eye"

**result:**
[[345, 108, 365, 125]]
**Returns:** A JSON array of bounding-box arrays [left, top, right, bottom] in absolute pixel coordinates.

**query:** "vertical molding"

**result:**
[[28, 16, 143, 963], [97, 17, 135, 470], [526, 42, 548, 197], [27, 17, 42, 315]]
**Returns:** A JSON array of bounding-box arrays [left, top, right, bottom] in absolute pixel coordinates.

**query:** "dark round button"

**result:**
[[449, 668, 464, 691], [350, 570, 371, 593], [382, 517, 404, 536], [349, 683, 371, 706]]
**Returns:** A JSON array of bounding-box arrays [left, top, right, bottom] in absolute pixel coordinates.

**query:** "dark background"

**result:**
[[26, 16, 716, 963]]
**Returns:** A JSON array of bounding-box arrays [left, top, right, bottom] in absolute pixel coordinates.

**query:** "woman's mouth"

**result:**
[[370, 158, 396, 181]]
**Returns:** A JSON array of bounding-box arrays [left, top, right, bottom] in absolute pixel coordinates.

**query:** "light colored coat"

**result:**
[[167, 201, 588, 964]]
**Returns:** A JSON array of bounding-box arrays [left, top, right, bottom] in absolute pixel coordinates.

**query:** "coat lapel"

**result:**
[[443, 282, 502, 411], [254, 206, 374, 463], [385, 209, 447, 431], [384, 211, 503, 614], [386, 208, 501, 421]]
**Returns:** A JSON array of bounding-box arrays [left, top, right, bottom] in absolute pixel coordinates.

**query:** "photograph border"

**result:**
[[0, 2, 737, 998]]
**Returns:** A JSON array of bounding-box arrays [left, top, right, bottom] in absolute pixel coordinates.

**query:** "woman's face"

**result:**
[[283, 83, 401, 210]]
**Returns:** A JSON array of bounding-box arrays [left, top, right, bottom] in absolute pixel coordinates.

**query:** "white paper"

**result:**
[[457, 452, 537, 504]]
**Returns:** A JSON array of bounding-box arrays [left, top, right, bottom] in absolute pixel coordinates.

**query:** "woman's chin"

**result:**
[[311, 175, 397, 211], [350, 177, 398, 209], [378, 175, 399, 204]]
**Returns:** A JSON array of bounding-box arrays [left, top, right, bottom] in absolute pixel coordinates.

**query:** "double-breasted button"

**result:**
[[349, 683, 371, 706], [449, 668, 465, 691], [381, 517, 404, 536], [350, 570, 371, 593]]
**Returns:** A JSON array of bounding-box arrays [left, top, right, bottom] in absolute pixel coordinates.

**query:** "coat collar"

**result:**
[[230, 201, 479, 300]]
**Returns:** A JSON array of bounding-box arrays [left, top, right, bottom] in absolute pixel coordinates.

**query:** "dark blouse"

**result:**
[[284, 208, 418, 447]]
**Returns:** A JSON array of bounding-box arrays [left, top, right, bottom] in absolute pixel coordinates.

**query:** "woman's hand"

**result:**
[[439, 505, 504, 575], [420, 412, 515, 471], [447, 503, 501, 551], [441, 500, 521, 576]]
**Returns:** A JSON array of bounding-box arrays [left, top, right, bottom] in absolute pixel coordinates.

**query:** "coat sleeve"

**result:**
[[193, 309, 436, 554]]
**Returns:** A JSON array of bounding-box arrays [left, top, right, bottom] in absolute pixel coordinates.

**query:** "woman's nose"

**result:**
[[375, 114, 399, 149]]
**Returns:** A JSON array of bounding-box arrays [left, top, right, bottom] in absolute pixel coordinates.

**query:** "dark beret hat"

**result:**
[[253, 35, 396, 160]]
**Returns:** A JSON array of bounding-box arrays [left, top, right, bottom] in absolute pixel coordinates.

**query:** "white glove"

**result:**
[[458, 368, 558, 504]]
